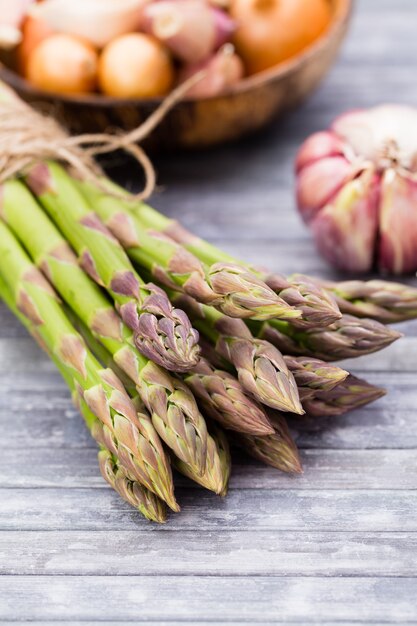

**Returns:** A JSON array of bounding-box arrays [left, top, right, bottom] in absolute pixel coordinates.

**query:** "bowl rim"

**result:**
[[0, 0, 353, 107]]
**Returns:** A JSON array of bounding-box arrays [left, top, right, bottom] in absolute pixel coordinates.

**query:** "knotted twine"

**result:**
[[0, 70, 205, 202]]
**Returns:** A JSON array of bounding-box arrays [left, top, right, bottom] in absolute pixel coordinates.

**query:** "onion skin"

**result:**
[[296, 105, 417, 275], [230, 0, 331, 75], [26, 33, 98, 94], [28, 0, 148, 49], [18, 15, 56, 75], [98, 33, 174, 98]]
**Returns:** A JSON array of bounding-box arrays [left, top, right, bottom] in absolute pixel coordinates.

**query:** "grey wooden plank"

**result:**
[[1, 448, 416, 490], [339, 339, 417, 373], [290, 408, 417, 450], [10, 617, 417, 626], [0, 576, 416, 622], [1, 530, 416, 577], [1, 488, 416, 532], [3, 370, 417, 449], [4, 397, 417, 450], [0, 618, 396, 626], [4, 393, 417, 450], [6, 617, 417, 626], [8, 618, 400, 626]]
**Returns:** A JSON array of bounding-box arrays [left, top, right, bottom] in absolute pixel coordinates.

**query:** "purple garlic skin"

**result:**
[[141, 0, 236, 65], [296, 105, 417, 275], [178, 45, 244, 99]]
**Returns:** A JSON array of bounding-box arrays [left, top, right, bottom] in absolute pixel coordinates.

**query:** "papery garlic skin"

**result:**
[[379, 170, 417, 274], [141, 0, 236, 64], [296, 105, 417, 275], [178, 45, 243, 99]]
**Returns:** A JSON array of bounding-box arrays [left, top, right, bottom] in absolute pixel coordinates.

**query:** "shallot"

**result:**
[[178, 44, 243, 98], [141, 0, 236, 64]]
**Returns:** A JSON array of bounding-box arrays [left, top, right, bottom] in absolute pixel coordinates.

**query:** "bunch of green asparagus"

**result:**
[[2, 141, 417, 521]]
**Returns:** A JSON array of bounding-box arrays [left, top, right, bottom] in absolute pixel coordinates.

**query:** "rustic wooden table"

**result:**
[[1, 0, 417, 623]]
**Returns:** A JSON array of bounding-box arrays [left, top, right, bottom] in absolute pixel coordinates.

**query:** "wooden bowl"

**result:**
[[0, 0, 352, 151]]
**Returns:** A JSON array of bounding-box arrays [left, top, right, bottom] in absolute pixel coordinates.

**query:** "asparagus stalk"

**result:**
[[284, 355, 348, 402], [62, 365, 169, 522], [251, 315, 402, 362], [1, 179, 209, 476], [173, 424, 231, 496], [184, 357, 274, 435], [233, 412, 302, 474], [72, 296, 272, 437], [71, 307, 232, 495], [168, 292, 304, 414], [0, 273, 167, 522], [97, 450, 167, 522], [314, 277, 417, 324], [25, 162, 200, 373], [303, 374, 386, 417], [196, 337, 348, 406], [77, 179, 303, 323], [0, 223, 178, 512], [95, 193, 341, 327]]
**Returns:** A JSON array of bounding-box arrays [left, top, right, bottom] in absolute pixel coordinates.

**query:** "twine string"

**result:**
[[0, 68, 206, 201]]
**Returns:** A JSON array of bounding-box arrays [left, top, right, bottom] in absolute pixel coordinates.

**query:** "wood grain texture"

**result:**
[[2, 449, 417, 489], [1, 531, 417, 576], [1, 1, 417, 623], [1, 489, 416, 532], [1, 576, 417, 622]]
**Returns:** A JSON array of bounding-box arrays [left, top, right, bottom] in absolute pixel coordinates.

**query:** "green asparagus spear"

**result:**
[[166, 292, 304, 414], [250, 315, 402, 361], [0, 273, 167, 522], [75, 310, 232, 495], [0, 227, 178, 511], [283, 355, 348, 402], [1, 179, 209, 476], [184, 357, 274, 435], [95, 193, 341, 327], [314, 277, 417, 324], [173, 424, 231, 496], [25, 162, 200, 373], [76, 179, 304, 322], [303, 375, 386, 417], [233, 412, 303, 474]]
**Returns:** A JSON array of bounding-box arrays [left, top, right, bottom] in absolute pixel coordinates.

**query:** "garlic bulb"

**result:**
[[296, 105, 417, 275], [29, 0, 149, 49]]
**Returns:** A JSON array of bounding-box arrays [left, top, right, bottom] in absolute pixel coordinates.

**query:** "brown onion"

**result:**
[[26, 33, 98, 94], [98, 33, 174, 98]]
